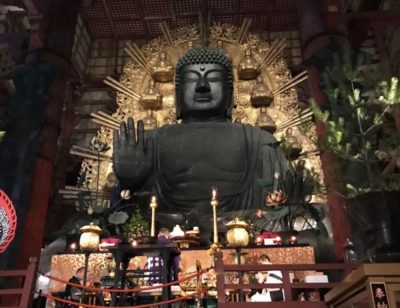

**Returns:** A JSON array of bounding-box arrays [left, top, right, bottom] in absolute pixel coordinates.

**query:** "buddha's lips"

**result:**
[[194, 96, 212, 102]]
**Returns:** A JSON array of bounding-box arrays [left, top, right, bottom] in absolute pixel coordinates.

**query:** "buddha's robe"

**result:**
[[140, 122, 290, 216]]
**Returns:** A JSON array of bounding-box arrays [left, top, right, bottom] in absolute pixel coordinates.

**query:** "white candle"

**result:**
[[212, 187, 217, 200]]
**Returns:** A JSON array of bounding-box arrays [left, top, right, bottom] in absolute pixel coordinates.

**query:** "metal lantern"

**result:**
[[79, 222, 102, 253], [225, 218, 249, 248]]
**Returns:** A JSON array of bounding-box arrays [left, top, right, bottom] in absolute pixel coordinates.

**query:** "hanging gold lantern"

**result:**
[[225, 218, 249, 248], [152, 52, 173, 83], [251, 76, 274, 108], [237, 49, 260, 80], [139, 80, 163, 110], [79, 222, 102, 253]]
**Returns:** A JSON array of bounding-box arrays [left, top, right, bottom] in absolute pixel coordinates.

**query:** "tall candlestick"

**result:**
[[211, 187, 219, 244], [150, 196, 158, 237]]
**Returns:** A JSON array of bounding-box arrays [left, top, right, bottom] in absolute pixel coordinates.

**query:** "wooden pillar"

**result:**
[[214, 252, 226, 305], [296, 0, 351, 260], [45, 81, 85, 237], [15, 0, 81, 269]]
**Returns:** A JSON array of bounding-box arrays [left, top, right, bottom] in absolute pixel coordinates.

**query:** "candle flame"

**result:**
[[212, 188, 217, 200], [151, 196, 157, 203]]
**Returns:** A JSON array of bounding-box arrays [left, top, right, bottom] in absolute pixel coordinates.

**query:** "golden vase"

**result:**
[[79, 222, 102, 253], [225, 218, 249, 248]]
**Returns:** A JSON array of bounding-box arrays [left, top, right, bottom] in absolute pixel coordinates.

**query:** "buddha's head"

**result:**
[[175, 47, 233, 122]]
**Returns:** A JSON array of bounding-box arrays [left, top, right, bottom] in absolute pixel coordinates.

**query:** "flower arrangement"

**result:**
[[122, 208, 150, 241], [256, 160, 327, 235]]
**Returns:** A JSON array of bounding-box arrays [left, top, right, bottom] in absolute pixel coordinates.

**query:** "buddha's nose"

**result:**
[[195, 76, 210, 93]]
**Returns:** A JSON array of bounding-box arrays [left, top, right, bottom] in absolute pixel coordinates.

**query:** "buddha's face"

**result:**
[[177, 63, 232, 121]]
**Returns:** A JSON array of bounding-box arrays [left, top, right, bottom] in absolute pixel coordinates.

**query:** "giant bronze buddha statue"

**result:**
[[113, 48, 290, 232]]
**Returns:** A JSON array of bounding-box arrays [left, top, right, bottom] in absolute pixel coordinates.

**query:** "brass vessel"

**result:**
[[225, 218, 249, 247], [79, 222, 102, 252]]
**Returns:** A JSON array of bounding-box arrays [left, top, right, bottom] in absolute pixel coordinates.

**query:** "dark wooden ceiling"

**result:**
[[81, 0, 299, 40]]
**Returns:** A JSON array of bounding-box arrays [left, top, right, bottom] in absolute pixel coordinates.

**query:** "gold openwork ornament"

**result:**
[[79, 22, 326, 205]]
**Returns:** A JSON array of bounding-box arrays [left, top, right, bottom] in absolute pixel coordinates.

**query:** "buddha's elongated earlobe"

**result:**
[[226, 91, 233, 120], [175, 89, 181, 120], [176, 107, 182, 120]]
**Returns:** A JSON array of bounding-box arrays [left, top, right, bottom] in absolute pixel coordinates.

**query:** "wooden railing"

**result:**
[[0, 258, 38, 308], [214, 252, 355, 308]]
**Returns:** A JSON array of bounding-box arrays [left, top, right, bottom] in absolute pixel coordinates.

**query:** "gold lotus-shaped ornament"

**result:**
[[251, 76, 274, 108], [225, 218, 249, 248], [152, 52, 173, 82], [265, 189, 287, 207], [139, 80, 163, 110], [237, 49, 260, 80]]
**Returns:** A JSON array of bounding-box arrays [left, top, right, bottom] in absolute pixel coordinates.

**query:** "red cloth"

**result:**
[[259, 231, 279, 239]]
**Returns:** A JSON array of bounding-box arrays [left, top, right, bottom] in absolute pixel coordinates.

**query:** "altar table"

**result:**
[[50, 244, 315, 292]]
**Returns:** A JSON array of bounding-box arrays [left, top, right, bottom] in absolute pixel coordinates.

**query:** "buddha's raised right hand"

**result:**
[[113, 117, 153, 190]]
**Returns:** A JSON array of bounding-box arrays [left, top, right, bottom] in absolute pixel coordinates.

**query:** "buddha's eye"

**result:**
[[183, 72, 199, 82], [206, 71, 223, 82]]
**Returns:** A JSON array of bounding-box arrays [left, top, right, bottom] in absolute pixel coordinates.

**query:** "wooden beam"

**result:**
[[101, 0, 118, 38], [341, 10, 400, 28], [72, 128, 101, 134], [79, 99, 114, 106]]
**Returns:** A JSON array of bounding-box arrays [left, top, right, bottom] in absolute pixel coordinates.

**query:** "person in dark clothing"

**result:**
[[250, 255, 284, 302], [145, 228, 180, 284], [65, 267, 84, 302]]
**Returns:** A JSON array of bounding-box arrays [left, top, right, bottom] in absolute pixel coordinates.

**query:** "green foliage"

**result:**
[[310, 47, 400, 197], [297, 121, 314, 136], [122, 208, 150, 239], [256, 178, 273, 188], [108, 211, 129, 225], [133, 191, 152, 198], [266, 206, 290, 220]]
